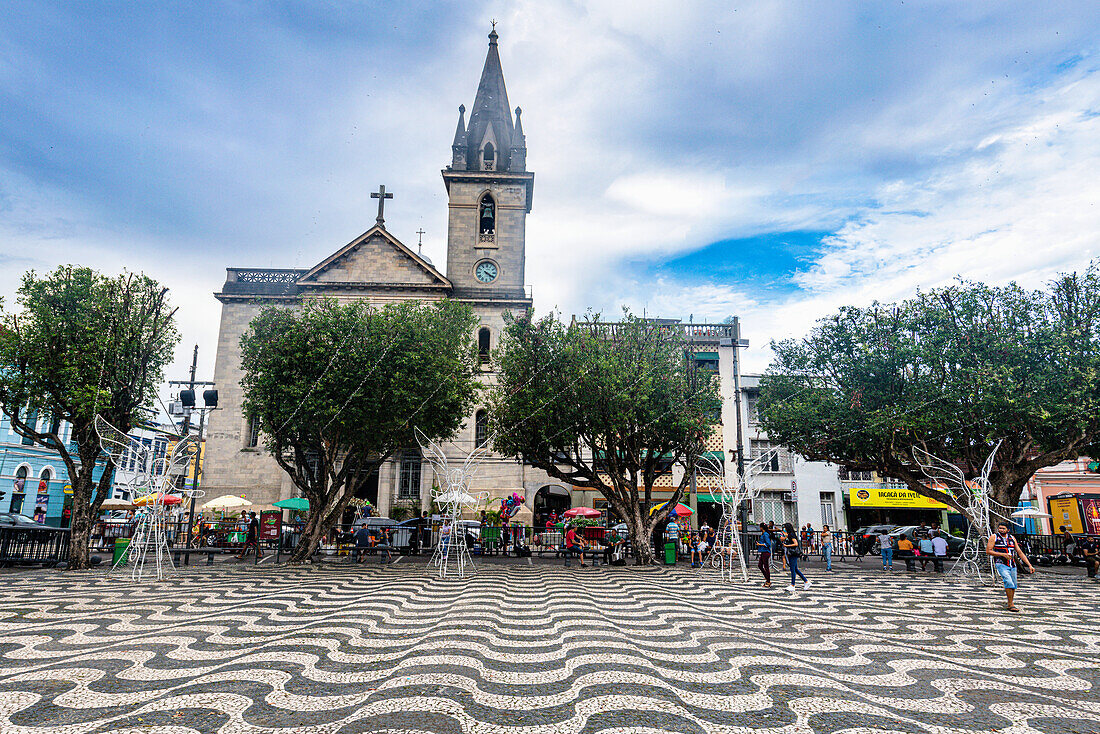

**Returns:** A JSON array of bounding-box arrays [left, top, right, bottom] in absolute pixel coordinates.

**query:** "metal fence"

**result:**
[[0, 526, 71, 566], [70, 520, 1100, 569]]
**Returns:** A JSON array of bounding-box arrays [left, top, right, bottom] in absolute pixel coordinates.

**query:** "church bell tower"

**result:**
[[443, 27, 533, 298]]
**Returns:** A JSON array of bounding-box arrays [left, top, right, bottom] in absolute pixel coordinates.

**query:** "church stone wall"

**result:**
[[311, 234, 439, 285], [204, 298, 291, 507], [445, 179, 528, 292]]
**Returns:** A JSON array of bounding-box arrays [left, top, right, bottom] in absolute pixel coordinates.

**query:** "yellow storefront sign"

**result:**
[[849, 486, 950, 509]]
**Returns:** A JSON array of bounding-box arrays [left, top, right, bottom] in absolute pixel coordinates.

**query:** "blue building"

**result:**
[[0, 413, 113, 527]]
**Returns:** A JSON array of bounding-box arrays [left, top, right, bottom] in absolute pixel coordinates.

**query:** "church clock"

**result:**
[[475, 260, 498, 283]]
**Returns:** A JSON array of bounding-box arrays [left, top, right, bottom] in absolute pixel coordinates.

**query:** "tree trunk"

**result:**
[[67, 503, 93, 569], [288, 504, 325, 563], [625, 503, 654, 565]]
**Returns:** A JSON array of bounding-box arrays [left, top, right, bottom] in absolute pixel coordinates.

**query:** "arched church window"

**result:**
[[479, 194, 496, 235], [482, 142, 495, 170], [475, 410, 489, 448], [478, 327, 491, 365]]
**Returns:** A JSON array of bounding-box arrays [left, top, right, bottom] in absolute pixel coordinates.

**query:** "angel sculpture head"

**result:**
[[414, 427, 492, 507], [695, 447, 779, 503], [911, 439, 1007, 526], [94, 415, 199, 503]]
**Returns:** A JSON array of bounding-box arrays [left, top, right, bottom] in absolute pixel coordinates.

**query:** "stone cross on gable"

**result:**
[[371, 185, 393, 228], [416, 228, 426, 253]]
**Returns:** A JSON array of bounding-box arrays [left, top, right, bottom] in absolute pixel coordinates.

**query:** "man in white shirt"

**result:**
[[931, 532, 949, 573]]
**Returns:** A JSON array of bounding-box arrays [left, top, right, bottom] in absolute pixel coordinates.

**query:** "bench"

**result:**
[[171, 547, 224, 566], [563, 547, 606, 567]]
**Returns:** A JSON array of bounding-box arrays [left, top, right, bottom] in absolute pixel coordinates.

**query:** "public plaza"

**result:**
[[0, 559, 1096, 734]]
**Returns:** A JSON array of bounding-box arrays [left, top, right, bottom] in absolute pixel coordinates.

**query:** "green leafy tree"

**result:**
[[240, 298, 480, 562], [757, 264, 1100, 519], [487, 311, 720, 564], [0, 267, 179, 569]]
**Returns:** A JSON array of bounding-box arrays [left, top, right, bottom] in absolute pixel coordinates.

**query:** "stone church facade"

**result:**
[[203, 29, 554, 517]]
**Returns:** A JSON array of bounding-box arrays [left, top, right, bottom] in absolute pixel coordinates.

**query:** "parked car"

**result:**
[[0, 512, 39, 527], [852, 524, 898, 555], [889, 525, 965, 556]]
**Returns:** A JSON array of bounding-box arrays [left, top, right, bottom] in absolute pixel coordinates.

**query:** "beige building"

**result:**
[[202, 29, 552, 517]]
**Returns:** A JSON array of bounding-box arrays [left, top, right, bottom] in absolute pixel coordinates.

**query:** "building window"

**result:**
[[482, 142, 495, 170], [475, 410, 489, 448], [820, 492, 836, 527], [11, 466, 28, 513], [478, 327, 491, 365], [838, 467, 874, 482], [745, 394, 759, 423], [479, 193, 496, 234], [398, 450, 421, 500], [21, 410, 36, 445], [752, 440, 783, 472], [753, 491, 797, 526], [247, 416, 260, 448]]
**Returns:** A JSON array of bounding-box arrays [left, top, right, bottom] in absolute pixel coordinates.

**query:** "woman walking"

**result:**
[[782, 522, 811, 592], [756, 523, 773, 587]]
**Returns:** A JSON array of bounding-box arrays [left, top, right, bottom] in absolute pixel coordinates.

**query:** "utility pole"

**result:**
[[168, 345, 215, 557], [722, 318, 750, 555]]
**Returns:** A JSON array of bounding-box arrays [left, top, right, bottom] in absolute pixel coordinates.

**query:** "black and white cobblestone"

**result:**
[[0, 563, 1096, 733]]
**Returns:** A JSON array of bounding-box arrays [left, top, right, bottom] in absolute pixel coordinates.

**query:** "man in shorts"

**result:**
[[986, 521, 1035, 611]]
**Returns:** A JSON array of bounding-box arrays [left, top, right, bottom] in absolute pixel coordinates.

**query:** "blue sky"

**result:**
[[2, 1, 1100, 378]]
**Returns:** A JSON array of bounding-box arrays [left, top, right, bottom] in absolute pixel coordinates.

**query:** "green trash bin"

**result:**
[[113, 537, 131, 566], [664, 541, 676, 565]]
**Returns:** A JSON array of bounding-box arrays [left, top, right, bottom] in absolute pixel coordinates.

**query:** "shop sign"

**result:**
[[1048, 496, 1084, 534], [1082, 497, 1100, 534], [260, 510, 281, 540], [849, 486, 949, 509]]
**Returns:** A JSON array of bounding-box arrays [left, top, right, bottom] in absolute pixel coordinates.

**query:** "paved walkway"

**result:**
[[0, 560, 1096, 733]]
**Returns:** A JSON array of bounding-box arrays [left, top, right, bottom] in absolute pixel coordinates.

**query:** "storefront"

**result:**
[[845, 484, 954, 529], [1047, 493, 1100, 534]]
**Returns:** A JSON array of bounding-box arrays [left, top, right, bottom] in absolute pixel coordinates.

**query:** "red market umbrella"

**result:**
[[563, 507, 601, 519]]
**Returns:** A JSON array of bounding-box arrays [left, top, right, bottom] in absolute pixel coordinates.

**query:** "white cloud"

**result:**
[[2, 0, 1100, 384]]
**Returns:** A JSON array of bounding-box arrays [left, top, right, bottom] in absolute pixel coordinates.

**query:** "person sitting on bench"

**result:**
[[564, 524, 588, 567]]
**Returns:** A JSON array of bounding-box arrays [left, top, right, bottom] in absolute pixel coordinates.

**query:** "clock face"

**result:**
[[475, 261, 498, 283]]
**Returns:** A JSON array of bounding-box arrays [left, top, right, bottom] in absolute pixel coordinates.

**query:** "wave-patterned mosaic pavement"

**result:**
[[0, 563, 1097, 734]]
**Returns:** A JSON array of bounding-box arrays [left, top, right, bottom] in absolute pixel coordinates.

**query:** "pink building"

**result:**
[[1021, 457, 1100, 534]]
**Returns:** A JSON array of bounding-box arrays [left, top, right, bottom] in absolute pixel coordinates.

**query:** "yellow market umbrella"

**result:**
[[201, 495, 252, 510]]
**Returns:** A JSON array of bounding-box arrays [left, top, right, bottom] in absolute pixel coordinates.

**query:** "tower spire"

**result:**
[[463, 24, 515, 171], [451, 104, 467, 168]]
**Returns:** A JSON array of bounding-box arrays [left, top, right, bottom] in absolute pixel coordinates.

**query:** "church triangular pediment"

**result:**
[[297, 225, 451, 288]]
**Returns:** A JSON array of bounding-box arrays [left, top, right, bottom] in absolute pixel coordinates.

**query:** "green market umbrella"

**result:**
[[273, 497, 310, 511]]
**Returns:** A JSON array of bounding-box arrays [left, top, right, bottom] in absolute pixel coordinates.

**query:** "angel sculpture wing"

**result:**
[[163, 435, 200, 497], [459, 442, 494, 484], [95, 415, 150, 490], [979, 439, 1003, 487], [415, 427, 453, 497], [911, 445, 967, 500]]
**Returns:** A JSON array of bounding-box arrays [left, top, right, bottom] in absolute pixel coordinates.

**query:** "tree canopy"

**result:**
[[240, 298, 480, 561], [487, 311, 721, 563], [757, 263, 1100, 517], [0, 266, 179, 568]]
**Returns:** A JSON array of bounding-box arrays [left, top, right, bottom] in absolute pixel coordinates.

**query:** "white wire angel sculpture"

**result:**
[[415, 427, 491, 580], [695, 448, 778, 582], [95, 416, 199, 582], [912, 440, 1008, 584]]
